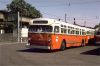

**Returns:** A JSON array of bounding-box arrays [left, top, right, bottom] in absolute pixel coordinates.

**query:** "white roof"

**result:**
[[30, 18, 55, 25], [30, 18, 95, 31]]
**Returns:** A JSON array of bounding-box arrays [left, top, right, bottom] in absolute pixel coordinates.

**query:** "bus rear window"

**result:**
[[29, 25, 52, 33]]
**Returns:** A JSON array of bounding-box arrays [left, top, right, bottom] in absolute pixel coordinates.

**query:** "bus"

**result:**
[[26, 18, 95, 50], [94, 31, 100, 44]]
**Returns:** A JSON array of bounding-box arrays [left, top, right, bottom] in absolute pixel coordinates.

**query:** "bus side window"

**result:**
[[71, 27, 75, 35], [64, 25, 66, 33], [54, 26, 59, 33], [68, 26, 71, 34], [76, 28, 79, 35], [82, 30, 85, 35], [61, 25, 65, 33], [80, 29, 82, 35]]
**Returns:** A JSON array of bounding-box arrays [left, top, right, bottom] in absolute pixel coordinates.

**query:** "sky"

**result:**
[[0, 0, 100, 28]]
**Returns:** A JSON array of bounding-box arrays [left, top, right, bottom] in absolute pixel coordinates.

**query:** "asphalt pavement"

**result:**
[[0, 43, 100, 66]]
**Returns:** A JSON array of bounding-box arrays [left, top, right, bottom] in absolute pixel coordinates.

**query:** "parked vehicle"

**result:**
[[94, 32, 100, 44], [26, 18, 95, 50]]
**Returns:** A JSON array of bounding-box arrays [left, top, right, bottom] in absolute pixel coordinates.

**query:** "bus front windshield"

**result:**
[[29, 25, 53, 33]]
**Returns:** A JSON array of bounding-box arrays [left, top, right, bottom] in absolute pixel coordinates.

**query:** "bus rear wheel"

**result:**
[[60, 41, 66, 51], [81, 39, 85, 47]]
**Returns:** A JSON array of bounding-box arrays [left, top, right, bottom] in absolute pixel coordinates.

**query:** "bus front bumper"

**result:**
[[26, 43, 51, 50]]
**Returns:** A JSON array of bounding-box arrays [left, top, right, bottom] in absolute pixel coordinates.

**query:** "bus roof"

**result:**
[[30, 18, 95, 31]]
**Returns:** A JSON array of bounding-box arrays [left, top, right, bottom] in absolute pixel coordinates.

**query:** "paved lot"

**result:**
[[0, 43, 100, 66]]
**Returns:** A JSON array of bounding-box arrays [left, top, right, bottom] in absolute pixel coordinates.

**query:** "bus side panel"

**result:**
[[51, 34, 77, 50], [51, 34, 63, 50], [50, 34, 94, 50], [51, 34, 83, 49], [65, 35, 82, 47]]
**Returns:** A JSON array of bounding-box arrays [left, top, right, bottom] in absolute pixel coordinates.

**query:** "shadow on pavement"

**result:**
[[18, 48, 59, 53], [81, 48, 100, 56], [17, 46, 81, 53], [87, 44, 100, 46]]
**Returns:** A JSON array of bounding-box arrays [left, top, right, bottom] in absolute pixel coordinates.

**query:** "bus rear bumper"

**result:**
[[26, 43, 51, 50]]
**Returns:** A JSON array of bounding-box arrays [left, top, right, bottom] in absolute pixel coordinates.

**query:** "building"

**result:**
[[0, 10, 33, 34]]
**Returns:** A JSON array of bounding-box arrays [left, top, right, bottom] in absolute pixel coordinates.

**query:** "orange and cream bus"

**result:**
[[94, 31, 100, 44], [26, 18, 95, 50]]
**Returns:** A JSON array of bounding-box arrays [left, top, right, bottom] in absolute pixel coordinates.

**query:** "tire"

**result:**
[[60, 41, 66, 51]]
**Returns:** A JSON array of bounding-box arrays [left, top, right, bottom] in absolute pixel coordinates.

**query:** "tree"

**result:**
[[94, 23, 100, 29], [7, 0, 42, 18], [94, 23, 100, 34]]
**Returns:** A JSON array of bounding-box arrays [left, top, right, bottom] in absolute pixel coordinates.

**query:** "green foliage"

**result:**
[[7, 0, 42, 18], [94, 23, 100, 29]]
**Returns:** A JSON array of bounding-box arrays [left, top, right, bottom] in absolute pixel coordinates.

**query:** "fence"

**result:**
[[0, 33, 17, 42]]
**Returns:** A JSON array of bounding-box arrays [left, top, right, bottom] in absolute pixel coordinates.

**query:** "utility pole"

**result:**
[[65, 13, 67, 22], [74, 18, 76, 25], [84, 21, 86, 27], [17, 11, 20, 43]]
